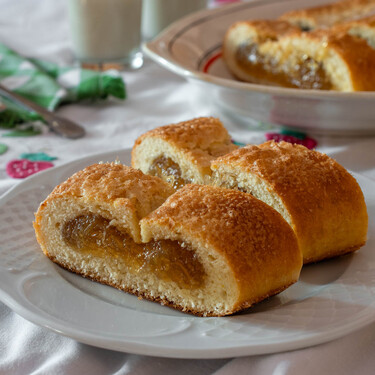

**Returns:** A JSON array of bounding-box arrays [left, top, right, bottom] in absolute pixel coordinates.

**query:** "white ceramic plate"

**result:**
[[144, 0, 375, 135], [1, 149, 375, 358]]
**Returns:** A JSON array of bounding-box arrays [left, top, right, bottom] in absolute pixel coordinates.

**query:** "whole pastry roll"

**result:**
[[211, 141, 368, 264], [131, 117, 238, 189], [223, 17, 375, 91], [34, 162, 302, 316]]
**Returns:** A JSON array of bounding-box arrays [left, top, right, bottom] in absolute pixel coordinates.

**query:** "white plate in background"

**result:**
[[144, 0, 375, 135]]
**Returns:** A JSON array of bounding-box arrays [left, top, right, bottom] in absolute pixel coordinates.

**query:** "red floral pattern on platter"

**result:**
[[265, 133, 317, 150], [6, 159, 54, 179]]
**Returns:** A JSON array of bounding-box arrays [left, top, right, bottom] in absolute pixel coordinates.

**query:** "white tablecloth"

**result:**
[[1, 1, 375, 373]]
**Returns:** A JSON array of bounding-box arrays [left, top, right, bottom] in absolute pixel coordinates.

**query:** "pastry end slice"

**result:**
[[34, 162, 174, 254], [211, 141, 368, 264], [131, 117, 238, 189]]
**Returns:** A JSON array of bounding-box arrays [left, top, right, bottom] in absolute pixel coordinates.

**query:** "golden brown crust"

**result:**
[[42, 162, 174, 219], [329, 14, 375, 49], [223, 17, 375, 91], [131, 117, 238, 185], [34, 163, 174, 243], [280, 0, 375, 29], [141, 184, 302, 311], [211, 141, 368, 263], [222, 20, 303, 86], [133, 117, 231, 153], [34, 165, 302, 316], [224, 20, 300, 43], [224, 0, 375, 91], [132, 117, 236, 167], [300, 28, 375, 90]]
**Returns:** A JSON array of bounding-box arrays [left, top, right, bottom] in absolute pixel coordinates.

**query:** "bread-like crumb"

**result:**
[[131, 117, 238, 186], [34, 164, 302, 316]]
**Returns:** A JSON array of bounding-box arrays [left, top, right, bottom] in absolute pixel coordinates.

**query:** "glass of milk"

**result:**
[[142, 0, 208, 41], [68, 0, 143, 70]]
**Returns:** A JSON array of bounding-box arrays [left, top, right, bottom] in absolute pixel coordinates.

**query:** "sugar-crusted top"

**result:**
[[294, 25, 375, 60], [212, 140, 354, 194], [47, 163, 174, 219], [133, 117, 237, 161], [280, 0, 375, 29], [212, 140, 367, 238], [142, 184, 300, 276], [263, 25, 375, 90], [225, 20, 300, 43], [212, 140, 368, 262]]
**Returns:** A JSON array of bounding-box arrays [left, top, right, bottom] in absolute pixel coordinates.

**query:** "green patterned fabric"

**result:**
[[0, 43, 126, 127]]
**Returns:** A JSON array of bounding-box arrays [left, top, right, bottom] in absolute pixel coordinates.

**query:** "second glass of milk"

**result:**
[[68, 0, 143, 70], [142, 0, 208, 41]]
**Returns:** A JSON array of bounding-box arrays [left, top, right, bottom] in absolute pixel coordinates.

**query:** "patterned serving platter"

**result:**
[[144, 0, 375, 135]]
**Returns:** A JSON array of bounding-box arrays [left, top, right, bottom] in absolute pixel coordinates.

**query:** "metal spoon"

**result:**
[[0, 84, 85, 139]]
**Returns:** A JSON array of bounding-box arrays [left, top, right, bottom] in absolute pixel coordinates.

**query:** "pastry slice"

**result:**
[[223, 20, 301, 86], [141, 184, 302, 316], [211, 141, 368, 264], [34, 163, 174, 244], [223, 20, 375, 91], [34, 163, 302, 316], [34, 162, 174, 292], [131, 117, 238, 189], [279, 0, 375, 31], [333, 14, 375, 48]]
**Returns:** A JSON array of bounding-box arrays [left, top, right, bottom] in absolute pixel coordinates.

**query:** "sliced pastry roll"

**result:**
[[333, 14, 375, 48], [223, 20, 300, 86], [223, 19, 375, 91], [34, 163, 302, 316], [131, 117, 238, 189], [279, 0, 375, 31], [33, 163, 174, 244], [211, 141, 368, 264], [34, 162, 174, 290], [141, 184, 302, 316]]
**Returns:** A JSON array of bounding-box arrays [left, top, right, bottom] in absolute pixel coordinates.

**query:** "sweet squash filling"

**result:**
[[236, 43, 333, 90], [148, 156, 189, 189], [62, 214, 205, 289]]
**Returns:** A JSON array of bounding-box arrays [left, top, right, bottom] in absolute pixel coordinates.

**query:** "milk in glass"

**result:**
[[68, 0, 143, 69]]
